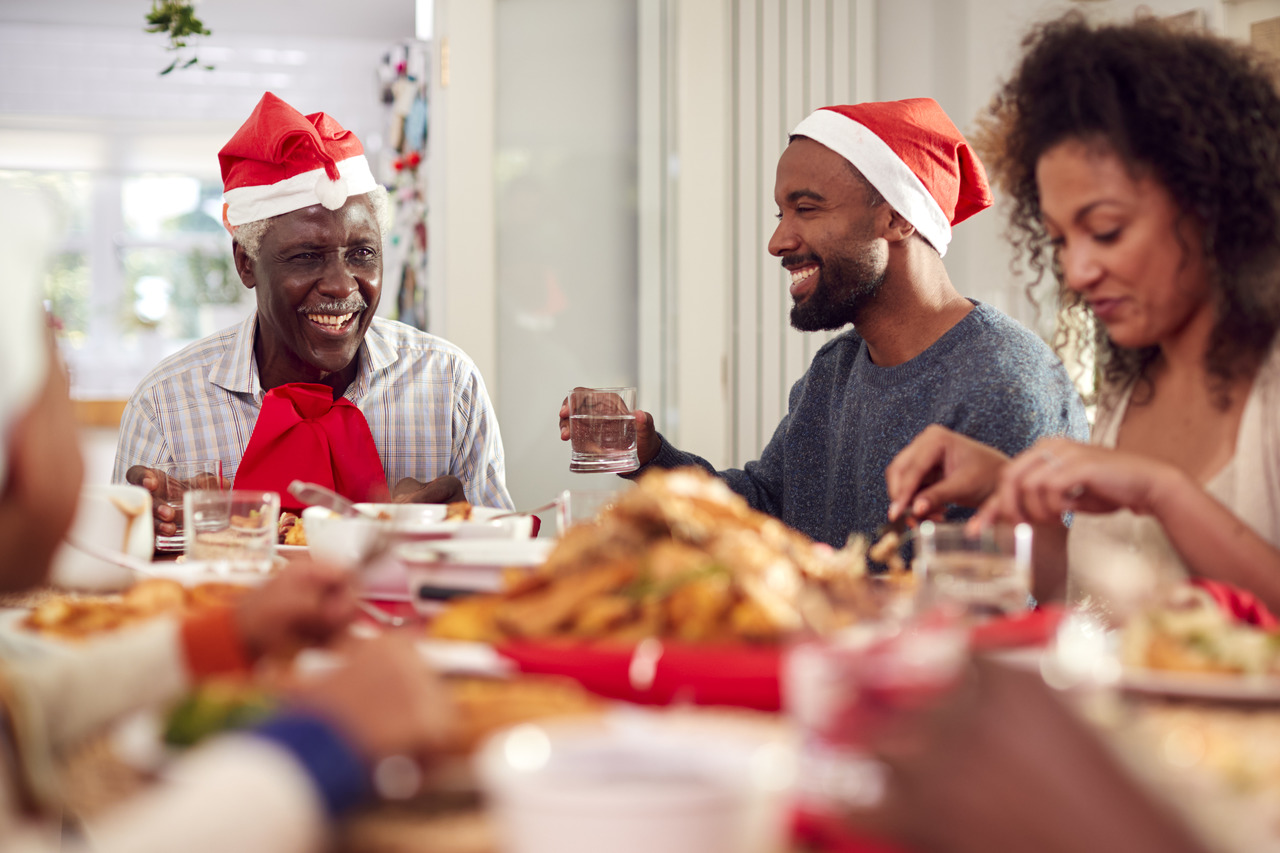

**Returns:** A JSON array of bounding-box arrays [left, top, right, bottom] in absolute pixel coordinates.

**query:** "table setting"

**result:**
[[4, 455, 1280, 853]]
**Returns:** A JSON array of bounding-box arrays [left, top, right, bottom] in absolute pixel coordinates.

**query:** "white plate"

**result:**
[[277, 544, 309, 558], [989, 646, 1280, 704], [1120, 667, 1280, 703], [150, 556, 282, 586], [0, 609, 73, 658], [293, 639, 513, 679]]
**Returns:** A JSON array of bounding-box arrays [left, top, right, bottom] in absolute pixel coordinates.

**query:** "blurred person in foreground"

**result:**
[[841, 657, 1210, 853], [886, 14, 1280, 616], [562, 99, 1087, 548], [114, 92, 513, 544], [0, 187, 452, 852]]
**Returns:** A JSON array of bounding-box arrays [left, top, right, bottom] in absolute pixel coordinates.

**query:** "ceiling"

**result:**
[[0, 0, 418, 41]]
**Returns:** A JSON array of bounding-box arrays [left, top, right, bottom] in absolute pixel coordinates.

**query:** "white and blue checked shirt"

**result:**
[[112, 314, 514, 509]]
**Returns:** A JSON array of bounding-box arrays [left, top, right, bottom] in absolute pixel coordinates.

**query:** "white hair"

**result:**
[[232, 185, 392, 262]]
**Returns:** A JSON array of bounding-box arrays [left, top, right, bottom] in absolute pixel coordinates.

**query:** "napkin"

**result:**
[[234, 383, 389, 511], [1192, 578, 1279, 629]]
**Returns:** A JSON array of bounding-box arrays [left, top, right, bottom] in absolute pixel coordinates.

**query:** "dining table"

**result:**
[[5, 574, 1280, 853]]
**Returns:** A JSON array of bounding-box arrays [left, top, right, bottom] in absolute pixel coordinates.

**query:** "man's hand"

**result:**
[[884, 425, 1010, 523], [392, 475, 466, 504], [126, 464, 227, 541], [557, 394, 661, 467], [233, 561, 357, 659]]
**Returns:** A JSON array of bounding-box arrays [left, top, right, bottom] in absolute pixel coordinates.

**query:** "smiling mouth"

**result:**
[[305, 312, 357, 332], [788, 265, 819, 299]]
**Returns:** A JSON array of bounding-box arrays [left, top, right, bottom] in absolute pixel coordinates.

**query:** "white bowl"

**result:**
[[50, 484, 154, 591], [302, 506, 387, 569], [476, 712, 797, 853], [399, 538, 553, 602]]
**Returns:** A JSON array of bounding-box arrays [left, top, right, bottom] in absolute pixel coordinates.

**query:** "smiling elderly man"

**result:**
[[114, 93, 512, 538]]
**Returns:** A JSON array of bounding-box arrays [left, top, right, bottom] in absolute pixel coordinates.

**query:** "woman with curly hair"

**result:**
[[885, 12, 1280, 616]]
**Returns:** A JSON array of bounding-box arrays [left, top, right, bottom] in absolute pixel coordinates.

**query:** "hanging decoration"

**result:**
[[144, 0, 214, 75]]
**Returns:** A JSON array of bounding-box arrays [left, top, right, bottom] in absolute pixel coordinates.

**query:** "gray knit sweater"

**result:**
[[630, 302, 1089, 547]]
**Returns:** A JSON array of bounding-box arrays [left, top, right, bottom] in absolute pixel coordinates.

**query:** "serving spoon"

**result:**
[[287, 481, 383, 520]]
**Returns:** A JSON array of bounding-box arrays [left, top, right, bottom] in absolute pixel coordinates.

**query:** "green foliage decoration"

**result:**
[[144, 0, 213, 75]]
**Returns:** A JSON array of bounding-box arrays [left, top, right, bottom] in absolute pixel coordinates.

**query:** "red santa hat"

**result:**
[[790, 98, 991, 257], [218, 92, 379, 232]]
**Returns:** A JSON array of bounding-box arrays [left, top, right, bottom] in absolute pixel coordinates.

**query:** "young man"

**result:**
[[563, 99, 1088, 547]]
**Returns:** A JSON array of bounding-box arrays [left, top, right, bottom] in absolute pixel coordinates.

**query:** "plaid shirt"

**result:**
[[112, 314, 514, 509]]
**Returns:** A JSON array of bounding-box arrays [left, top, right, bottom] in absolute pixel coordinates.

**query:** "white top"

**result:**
[[1067, 338, 1280, 602]]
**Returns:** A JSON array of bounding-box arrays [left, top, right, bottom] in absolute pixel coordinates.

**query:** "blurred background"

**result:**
[[2, 0, 1275, 509]]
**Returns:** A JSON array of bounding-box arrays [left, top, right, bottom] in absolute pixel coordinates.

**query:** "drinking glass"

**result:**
[[554, 489, 622, 536], [915, 521, 1033, 620], [184, 489, 279, 571], [783, 615, 967, 815], [568, 387, 639, 473], [154, 460, 224, 552]]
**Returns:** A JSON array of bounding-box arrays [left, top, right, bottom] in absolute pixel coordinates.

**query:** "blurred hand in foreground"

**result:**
[[392, 474, 467, 504], [884, 425, 1010, 523], [285, 633, 455, 765], [847, 657, 1208, 853], [970, 437, 1179, 531], [234, 561, 358, 659]]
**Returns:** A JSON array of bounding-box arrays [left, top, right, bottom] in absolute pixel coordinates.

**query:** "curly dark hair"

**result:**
[[982, 12, 1280, 402]]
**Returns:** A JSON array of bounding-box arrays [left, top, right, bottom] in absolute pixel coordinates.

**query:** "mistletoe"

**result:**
[[145, 0, 213, 75]]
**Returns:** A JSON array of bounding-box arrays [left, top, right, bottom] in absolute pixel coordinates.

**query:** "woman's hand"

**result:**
[[970, 438, 1177, 530], [884, 425, 1011, 522]]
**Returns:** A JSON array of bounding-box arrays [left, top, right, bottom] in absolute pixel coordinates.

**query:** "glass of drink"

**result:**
[[554, 488, 622, 536], [783, 615, 967, 816], [183, 489, 280, 571], [154, 460, 224, 552], [916, 521, 1033, 620], [568, 386, 639, 473]]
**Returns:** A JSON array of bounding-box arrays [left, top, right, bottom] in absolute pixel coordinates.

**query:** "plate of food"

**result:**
[[1118, 585, 1280, 703]]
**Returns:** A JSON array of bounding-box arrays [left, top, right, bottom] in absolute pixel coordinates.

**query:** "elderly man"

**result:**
[[562, 99, 1088, 548], [114, 93, 512, 538]]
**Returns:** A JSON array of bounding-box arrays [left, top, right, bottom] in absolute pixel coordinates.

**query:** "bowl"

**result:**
[[302, 506, 387, 569], [50, 484, 154, 591], [399, 538, 554, 604], [475, 712, 797, 853]]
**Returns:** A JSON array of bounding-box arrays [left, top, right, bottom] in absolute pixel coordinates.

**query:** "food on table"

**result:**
[[278, 511, 305, 545], [1121, 584, 1280, 675], [164, 679, 278, 747], [430, 467, 908, 645], [23, 578, 250, 641], [160, 673, 601, 753], [445, 502, 474, 521]]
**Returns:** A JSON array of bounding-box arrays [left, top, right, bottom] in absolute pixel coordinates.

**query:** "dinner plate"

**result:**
[[0, 609, 73, 658], [1119, 666, 1280, 703], [277, 544, 309, 559]]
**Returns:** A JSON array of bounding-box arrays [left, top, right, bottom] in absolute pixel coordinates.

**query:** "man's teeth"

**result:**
[[307, 313, 354, 328], [789, 267, 817, 285]]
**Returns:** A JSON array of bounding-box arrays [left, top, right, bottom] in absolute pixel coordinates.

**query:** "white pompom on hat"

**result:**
[[790, 98, 993, 257], [219, 92, 378, 232]]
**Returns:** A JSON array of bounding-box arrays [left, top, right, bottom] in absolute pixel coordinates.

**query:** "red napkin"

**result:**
[[496, 641, 784, 711], [970, 604, 1065, 651], [1192, 578, 1280, 629], [234, 383, 389, 511]]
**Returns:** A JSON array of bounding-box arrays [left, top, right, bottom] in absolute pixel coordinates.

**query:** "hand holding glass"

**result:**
[[568, 387, 639, 474], [154, 461, 224, 552]]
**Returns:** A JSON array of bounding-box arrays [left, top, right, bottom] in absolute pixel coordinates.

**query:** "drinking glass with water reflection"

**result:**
[[916, 521, 1034, 620], [567, 387, 639, 474]]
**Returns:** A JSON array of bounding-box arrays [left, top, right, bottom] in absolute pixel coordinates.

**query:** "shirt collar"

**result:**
[[208, 313, 400, 402]]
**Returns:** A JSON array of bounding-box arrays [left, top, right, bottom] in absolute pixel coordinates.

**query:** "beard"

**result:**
[[788, 246, 887, 332]]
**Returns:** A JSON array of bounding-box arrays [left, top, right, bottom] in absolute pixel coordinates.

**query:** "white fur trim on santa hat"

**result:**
[[791, 109, 953, 256], [223, 155, 378, 227]]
